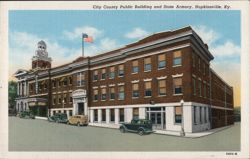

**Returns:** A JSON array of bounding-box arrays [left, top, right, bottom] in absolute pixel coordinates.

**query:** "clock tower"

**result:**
[[31, 40, 52, 70]]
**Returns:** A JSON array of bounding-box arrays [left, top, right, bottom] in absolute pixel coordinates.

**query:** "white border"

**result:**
[[0, 1, 249, 159]]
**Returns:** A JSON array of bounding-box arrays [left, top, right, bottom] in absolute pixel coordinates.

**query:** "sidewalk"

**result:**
[[89, 122, 236, 138], [154, 125, 232, 138]]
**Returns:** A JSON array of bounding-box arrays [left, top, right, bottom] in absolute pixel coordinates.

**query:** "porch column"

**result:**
[[139, 107, 146, 119], [90, 109, 94, 123], [84, 98, 88, 116], [115, 108, 119, 124], [98, 109, 102, 123], [20, 82, 22, 96], [125, 108, 133, 122], [106, 109, 110, 124], [24, 81, 26, 96], [17, 82, 19, 96]]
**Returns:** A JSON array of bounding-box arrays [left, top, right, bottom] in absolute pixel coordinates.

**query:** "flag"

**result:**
[[84, 36, 93, 43]]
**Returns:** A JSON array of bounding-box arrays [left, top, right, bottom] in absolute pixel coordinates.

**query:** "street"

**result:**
[[9, 117, 240, 151]]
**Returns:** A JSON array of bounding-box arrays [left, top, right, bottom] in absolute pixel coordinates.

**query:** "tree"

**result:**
[[9, 81, 17, 109]]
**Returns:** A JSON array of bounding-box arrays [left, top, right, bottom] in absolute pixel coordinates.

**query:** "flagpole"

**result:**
[[82, 33, 84, 57]]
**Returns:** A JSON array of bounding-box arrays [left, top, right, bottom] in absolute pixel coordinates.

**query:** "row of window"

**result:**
[[192, 53, 208, 76], [92, 78, 183, 102], [52, 94, 73, 105], [192, 77, 210, 98], [52, 110, 73, 116], [92, 51, 182, 81], [193, 106, 210, 125]]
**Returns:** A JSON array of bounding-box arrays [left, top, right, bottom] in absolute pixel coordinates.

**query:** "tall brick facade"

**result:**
[[15, 26, 234, 133]]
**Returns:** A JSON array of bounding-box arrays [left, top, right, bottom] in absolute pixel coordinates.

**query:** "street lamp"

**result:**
[[180, 99, 185, 136]]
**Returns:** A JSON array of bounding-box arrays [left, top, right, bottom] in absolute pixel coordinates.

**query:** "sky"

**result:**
[[9, 10, 241, 106]]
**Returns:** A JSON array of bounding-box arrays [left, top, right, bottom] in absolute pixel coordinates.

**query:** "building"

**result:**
[[14, 26, 234, 133]]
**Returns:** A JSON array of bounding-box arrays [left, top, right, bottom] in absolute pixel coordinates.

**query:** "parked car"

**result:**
[[67, 115, 88, 126], [8, 108, 17, 116], [19, 111, 35, 119], [48, 113, 68, 123], [119, 119, 154, 135]]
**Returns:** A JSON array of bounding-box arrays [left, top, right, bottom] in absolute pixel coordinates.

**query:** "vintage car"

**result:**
[[119, 119, 154, 135], [19, 111, 35, 119], [48, 113, 68, 123], [67, 115, 88, 126]]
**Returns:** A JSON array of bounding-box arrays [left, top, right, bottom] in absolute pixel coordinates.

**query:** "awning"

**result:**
[[28, 98, 47, 107]]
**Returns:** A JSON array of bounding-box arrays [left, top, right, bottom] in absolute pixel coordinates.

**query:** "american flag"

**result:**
[[82, 33, 93, 43]]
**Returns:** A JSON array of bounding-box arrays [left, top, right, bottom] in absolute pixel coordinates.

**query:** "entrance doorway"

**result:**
[[78, 103, 84, 115], [146, 107, 165, 130]]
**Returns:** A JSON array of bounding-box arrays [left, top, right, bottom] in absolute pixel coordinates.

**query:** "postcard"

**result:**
[[0, 1, 249, 159]]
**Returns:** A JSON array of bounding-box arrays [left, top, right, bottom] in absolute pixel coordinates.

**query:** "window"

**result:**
[[144, 57, 152, 72], [119, 108, 124, 122], [204, 107, 207, 123], [52, 80, 56, 88], [175, 106, 182, 124], [198, 58, 201, 71], [44, 83, 47, 89], [94, 110, 98, 122], [110, 87, 115, 100], [193, 78, 196, 95], [192, 53, 195, 67], [207, 84, 210, 98], [145, 81, 152, 97], [173, 78, 182, 94], [101, 69, 106, 80], [193, 106, 197, 125], [118, 65, 124, 77], [69, 93, 73, 103], [173, 51, 182, 66], [53, 111, 56, 115], [204, 83, 206, 98], [200, 107, 202, 124], [132, 60, 139, 73], [132, 83, 139, 98], [110, 109, 115, 122], [198, 80, 202, 97], [63, 78, 67, 86], [53, 96, 56, 105], [93, 70, 98, 81], [101, 88, 107, 101], [69, 110, 72, 116], [109, 67, 115, 79], [77, 72, 85, 86], [158, 54, 166, 69], [93, 89, 98, 101], [118, 86, 125, 100], [158, 79, 166, 96], [69, 76, 72, 85], [102, 109, 106, 122], [58, 79, 61, 87], [203, 63, 206, 75], [133, 108, 139, 119], [63, 94, 67, 103], [58, 95, 61, 104]]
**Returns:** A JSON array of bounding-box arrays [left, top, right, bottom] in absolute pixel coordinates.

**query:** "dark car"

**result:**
[[119, 119, 154, 135], [19, 111, 35, 119], [48, 113, 68, 123], [8, 108, 17, 116]]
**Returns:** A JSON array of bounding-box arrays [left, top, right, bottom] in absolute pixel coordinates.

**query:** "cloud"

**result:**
[[63, 26, 103, 40], [125, 27, 149, 39], [84, 38, 121, 56], [210, 41, 240, 57], [9, 31, 79, 80], [192, 25, 220, 45]]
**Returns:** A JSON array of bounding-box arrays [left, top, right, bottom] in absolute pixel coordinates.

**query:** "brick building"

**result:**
[[14, 26, 234, 133]]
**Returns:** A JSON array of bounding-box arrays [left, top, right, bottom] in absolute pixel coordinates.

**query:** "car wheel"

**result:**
[[120, 127, 126, 133], [77, 122, 80, 127], [138, 129, 144, 136], [56, 120, 59, 123], [67, 121, 70, 125]]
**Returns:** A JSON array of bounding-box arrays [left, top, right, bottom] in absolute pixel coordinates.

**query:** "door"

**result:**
[[150, 112, 163, 130], [78, 103, 84, 115]]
